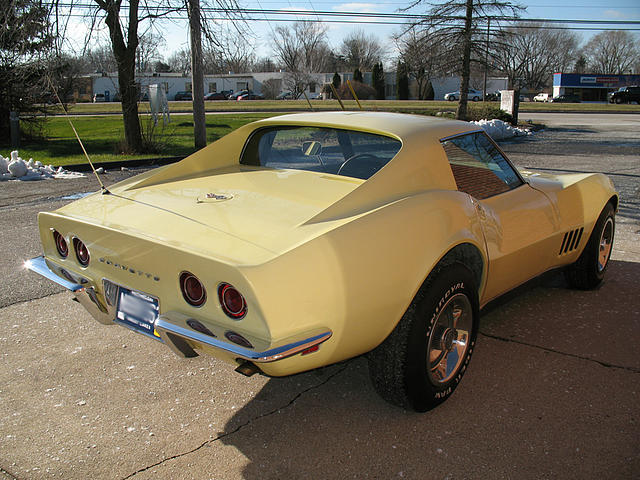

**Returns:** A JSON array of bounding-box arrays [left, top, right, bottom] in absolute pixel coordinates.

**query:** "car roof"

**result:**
[[252, 111, 478, 145]]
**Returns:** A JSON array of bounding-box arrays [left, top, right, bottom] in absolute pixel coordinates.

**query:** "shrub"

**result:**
[[466, 105, 513, 123], [338, 81, 376, 100]]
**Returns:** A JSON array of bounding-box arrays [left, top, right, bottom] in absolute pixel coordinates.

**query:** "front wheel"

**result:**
[[472, 96, 480, 102], [565, 202, 615, 290], [368, 263, 479, 411]]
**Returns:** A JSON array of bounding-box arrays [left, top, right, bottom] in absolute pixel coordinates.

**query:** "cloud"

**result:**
[[603, 9, 624, 19], [332, 3, 381, 14]]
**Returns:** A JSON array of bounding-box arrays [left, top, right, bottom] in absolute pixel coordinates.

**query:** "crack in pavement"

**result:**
[[0, 290, 65, 310], [0, 466, 19, 480], [121, 363, 350, 479], [479, 331, 640, 373]]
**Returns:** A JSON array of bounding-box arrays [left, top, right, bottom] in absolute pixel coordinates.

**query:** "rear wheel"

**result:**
[[368, 263, 479, 412], [565, 202, 615, 290]]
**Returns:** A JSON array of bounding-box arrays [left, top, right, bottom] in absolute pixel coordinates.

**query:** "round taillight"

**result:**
[[53, 230, 68, 258], [218, 283, 247, 319], [180, 272, 206, 307], [73, 237, 90, 266]]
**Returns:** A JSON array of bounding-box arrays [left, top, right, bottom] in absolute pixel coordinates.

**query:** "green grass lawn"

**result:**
[[10, 113, 278, 166], [57, 99, 640, 115]]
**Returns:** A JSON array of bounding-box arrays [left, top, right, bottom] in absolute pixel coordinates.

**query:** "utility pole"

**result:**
[[188, 0, 206, 149]]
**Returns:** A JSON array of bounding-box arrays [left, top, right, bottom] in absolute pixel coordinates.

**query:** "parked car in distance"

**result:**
[[174, 91, 193, 101], [238, 93, 265, 100], [533, 93, 550, 102], [228, 90, 250, 100], [277, 91, 295, 100], [26, 111, 618, 412], [444, 89, 483, 101], [204, 92, 228, 100], [608, 86, 640, 104], [92, 93, 106, 103], [551, 94, 581, 103]]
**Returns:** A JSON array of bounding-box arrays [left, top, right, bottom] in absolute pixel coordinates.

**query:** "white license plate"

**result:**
[[115, 287, 161, 340]]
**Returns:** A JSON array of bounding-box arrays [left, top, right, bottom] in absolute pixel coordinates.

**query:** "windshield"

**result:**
[[241, 126, 402, 180]]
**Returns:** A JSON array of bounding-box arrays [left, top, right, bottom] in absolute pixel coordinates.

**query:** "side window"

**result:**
[[441, 132, 523, 199]]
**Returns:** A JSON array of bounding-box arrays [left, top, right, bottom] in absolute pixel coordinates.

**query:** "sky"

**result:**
[[70, 0, 640, 63]]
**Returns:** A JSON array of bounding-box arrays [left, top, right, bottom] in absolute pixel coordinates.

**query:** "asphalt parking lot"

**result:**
[[1, 113, 639, 479]]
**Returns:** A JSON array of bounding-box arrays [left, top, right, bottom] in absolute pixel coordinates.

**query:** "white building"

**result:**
[[88, 72, 508, 101]]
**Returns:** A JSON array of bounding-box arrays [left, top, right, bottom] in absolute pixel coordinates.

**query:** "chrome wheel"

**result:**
[[426, 293, 472, 384], [598, 217, 614, 272]]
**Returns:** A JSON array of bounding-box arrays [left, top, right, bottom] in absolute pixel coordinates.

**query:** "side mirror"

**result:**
[[302, 141, 322, 156]]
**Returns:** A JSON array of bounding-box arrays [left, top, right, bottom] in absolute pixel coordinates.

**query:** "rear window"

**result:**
[[240, 126, 402, 180]]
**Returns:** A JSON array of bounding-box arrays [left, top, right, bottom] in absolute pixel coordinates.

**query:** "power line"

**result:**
[[52, 3, 640, 25]]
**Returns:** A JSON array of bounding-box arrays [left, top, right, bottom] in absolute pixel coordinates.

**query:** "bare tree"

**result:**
[[253, 57, 278, 72], [396, 27, 444, 99], [260, 78, 282, 99], [339, 29, 386, 71], [136, 32, 165, 73], [167, 48, 191, 73], [271, 21, 330, 74], [271, 21, 330, 97], [492, 23, 579, 91], [50, 0, 243, 153], [582, 31, 639, 74], [405, 0, 522, 119], [86, 44, 118, 73], [215, 27, 255, 73]]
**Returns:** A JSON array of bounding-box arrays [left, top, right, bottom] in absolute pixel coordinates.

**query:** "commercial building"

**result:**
[[553, 73, 640, 102], [82, 71, 508, 102]]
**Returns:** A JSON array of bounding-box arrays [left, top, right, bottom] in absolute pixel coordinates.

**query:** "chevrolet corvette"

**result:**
[[26, 112, 617, 411]]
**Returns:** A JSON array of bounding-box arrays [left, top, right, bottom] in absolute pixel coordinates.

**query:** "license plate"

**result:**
[[115, 287, 161, 340]]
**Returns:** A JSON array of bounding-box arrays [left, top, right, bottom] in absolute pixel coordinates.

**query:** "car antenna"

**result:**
[[47, 77, 110, 195], [329, 83, 346, 111], [347, 80, 363, 110]]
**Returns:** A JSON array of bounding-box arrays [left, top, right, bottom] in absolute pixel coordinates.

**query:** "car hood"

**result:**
[[56, 165, 363, 262]]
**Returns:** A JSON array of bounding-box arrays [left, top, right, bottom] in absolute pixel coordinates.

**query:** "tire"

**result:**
[[615, 97, 623, 104], [368, 263, 479, 412], [565, 202, 615, 290], [448, 96, 456, 101], [472, 96, 479, 102]]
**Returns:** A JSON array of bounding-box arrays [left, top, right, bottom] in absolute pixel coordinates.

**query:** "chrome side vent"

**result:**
[[559, 227, 584, 255]]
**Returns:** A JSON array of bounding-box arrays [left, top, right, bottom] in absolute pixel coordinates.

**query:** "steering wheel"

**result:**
[[337, 153, 383, 179]]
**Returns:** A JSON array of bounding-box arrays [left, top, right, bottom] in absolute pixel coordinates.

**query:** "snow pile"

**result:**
[[471, 119, 533, 140], [0, 151, 85, 181]]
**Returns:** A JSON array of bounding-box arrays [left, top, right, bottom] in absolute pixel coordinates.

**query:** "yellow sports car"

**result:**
[[26, 112, 617, 411]]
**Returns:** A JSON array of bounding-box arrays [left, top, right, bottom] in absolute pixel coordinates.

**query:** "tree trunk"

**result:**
[[188, 0, 207, 149], [100, 0, 143, 152], [117, 51, 143, 152], [456, 0, 474, 120]]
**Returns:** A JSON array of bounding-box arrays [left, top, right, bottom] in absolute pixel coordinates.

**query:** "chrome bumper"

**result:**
[[25, 256, 332, 363]]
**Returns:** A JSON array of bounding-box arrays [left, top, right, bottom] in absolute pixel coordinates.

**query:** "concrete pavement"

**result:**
[[1, 113, 638, 479]]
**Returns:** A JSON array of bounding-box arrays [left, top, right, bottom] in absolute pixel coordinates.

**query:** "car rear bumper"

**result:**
[[25, 255, 332, 363]]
